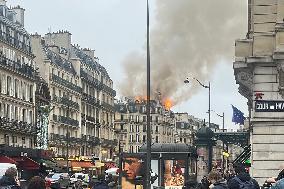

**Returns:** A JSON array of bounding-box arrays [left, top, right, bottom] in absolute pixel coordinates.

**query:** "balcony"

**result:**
[[52, 96, 79, 110], [0, 32, 32, 55], [51, 74, 82, 93], [102, 84, 116, 97], [0, 56, 35, 79], [82, 93, 100, 107], [86, 115, 96, 123], [82, 135, 100, 146], [101, 139, 117, 148], [0, 117, 37, 135], [101, 102, 114, 112], [80, 69, 102, 90], [53, 114, 79, 127]]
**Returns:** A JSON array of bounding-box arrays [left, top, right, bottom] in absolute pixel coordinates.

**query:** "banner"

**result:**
[[121, 154, 145, 189], [164, 160, 185, 188]]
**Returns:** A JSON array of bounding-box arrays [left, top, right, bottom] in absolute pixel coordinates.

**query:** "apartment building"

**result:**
[[31, 31, 117, 160], [0, 1, 37, 149], [114, 98, 175, 153]]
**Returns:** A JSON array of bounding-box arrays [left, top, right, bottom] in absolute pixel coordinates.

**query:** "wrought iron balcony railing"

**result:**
[[86, 115, 96, 123], [82, 93, 100, 107], [52, 96, 79, 110], [101, 102, 114, 112], [53, 114, 79, 127], [0, 56, 35, 79], [102, 84, 116, 97], [51, 74, 82, 93], [0, 117, 37, 135], [80, 69, 102, 90], [0, 32, 32, 54]]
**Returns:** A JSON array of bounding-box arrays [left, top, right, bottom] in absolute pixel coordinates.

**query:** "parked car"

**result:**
[[70, 173, 89, 187], [45, 173, 70, 189]]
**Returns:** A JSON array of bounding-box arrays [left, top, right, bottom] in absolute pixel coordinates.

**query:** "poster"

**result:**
[[121, 154, 145, 189], [164, 160, 185, 189]]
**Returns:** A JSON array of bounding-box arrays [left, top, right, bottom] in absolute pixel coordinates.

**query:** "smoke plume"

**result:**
[[119, 0, 246, 105]]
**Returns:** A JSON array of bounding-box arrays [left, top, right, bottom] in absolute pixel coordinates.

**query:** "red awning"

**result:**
[[71, 161, 95, 168], [11, 157, 39, 170], [0, 156, 17, 164]]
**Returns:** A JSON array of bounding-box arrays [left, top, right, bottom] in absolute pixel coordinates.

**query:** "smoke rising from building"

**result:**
[[119, 0, 246, 105]]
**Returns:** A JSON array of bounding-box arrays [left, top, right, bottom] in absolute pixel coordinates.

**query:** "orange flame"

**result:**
[[164, 98, 173, 110]]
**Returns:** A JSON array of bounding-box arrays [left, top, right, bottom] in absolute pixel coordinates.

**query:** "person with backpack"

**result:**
[[227, 163, 259, 189], [0, 167, 21, 189], [208, 171, 228, 189]]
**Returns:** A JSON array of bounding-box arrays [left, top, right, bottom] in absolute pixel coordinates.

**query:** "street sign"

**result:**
[[255, 100, 284, 112]]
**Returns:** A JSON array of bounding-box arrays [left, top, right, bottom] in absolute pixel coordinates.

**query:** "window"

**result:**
[[143, 116, 146, 122], [143, 124, 146, 132], [22, 109, 26, 122], [14, 107, 18, 120], [136, 134, 139, 142], [143, 135, 146, 143], [130, 125, 134, 132], [14, 79, 18, 98], [29, 85, 33, 102], [136, 115, 139, 123], [155, 136, 158, 143], [12, 136, 17, 144], [155, 126, 158, 132], [6, 76, 11, 95], [136, 125, 139, 132], [22, 137, 25, 145], [4, 134, 9, 145]]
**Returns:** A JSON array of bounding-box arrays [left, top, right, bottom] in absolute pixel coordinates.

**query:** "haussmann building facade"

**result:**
[[234, 0, 284, 183]]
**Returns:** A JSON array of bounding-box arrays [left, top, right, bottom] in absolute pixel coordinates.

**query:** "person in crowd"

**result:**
[[227, 163, 259, 189], [92, 174, 109, 189], [263, 163, 284, 189], [208, 171, 228, 189], [0, 167, 21, 189], [27, 176, 46, 189], [105, 174, 116, 188], [196, 176, 210, 189]]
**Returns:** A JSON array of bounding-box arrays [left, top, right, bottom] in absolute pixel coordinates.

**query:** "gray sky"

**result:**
[[9, 0, 248, 130]]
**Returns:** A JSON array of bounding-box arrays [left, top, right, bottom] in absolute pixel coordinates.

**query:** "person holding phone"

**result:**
[[0, 167, 21, 189]]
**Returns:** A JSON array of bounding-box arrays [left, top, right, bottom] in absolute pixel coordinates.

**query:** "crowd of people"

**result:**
[[195, 163, 284, 189], [0, 167, 117, 189]]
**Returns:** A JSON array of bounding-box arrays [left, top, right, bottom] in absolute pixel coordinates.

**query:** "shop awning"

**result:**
[[11, 157, 39, 170], [0, 156, 17, 164], [71, 161, 95, 168]]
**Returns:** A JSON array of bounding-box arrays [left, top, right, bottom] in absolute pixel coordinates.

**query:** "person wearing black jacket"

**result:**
[[208, 171, 228, 189], [227, 164, 259, 189], [93, 174, 109, 189], [0, 167, 21, 189]]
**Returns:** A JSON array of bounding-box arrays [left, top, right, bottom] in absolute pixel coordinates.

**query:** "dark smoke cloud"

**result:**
[[119, 0, 246, 105]]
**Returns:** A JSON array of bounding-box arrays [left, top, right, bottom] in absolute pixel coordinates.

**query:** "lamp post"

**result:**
[[146, 0, 152, 188], [211, 110, 225, 173], [184, 78, 211, 128]]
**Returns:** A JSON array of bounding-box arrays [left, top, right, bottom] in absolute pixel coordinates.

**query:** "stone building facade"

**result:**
[[114, 99, 175, 153], [31, 31, 117, 161], [0, 1, 37, 149], [234, 0, 284, 183]]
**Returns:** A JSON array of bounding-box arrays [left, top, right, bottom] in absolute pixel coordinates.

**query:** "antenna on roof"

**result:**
[[48, 26, 52, 33]]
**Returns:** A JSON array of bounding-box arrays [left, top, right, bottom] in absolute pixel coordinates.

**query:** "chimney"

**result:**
[[12, 6, 25, 26], [82, 48, 95, 60], [0, 0, 6, 6]]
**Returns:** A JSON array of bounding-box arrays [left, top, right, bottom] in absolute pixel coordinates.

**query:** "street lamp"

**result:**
[[184, 77, 211, 129], [210, 110, 225, 173]]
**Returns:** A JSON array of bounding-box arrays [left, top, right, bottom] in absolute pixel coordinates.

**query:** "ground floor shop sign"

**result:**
[[255, 100, 284, 112]]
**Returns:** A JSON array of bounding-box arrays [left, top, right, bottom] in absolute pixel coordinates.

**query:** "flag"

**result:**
[[231, 105, 245, 125]]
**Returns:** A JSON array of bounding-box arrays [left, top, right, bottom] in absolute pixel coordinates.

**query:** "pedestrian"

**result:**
[[196, 176, 210, 189], [0, 167, 21, 189], [92, 174, 109, 189], [208, 171, 228, 189], [227, 163, 259, 189], [263, 163, 284, 189], [27, 176, 46, 189]]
